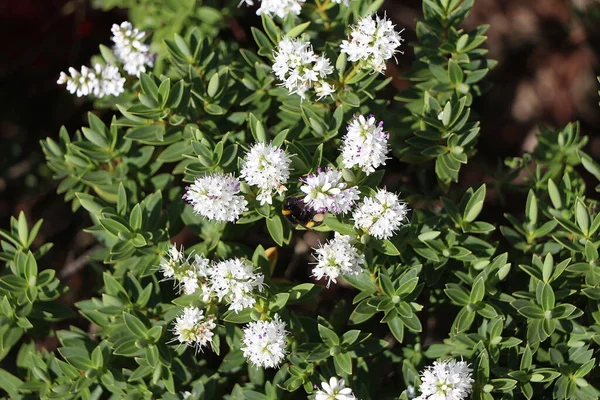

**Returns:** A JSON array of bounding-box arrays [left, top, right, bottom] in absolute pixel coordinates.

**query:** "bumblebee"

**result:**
[[282, 196, 326, 229]]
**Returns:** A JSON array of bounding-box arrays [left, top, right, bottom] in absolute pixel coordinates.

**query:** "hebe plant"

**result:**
[[1, 0, 599, 399]]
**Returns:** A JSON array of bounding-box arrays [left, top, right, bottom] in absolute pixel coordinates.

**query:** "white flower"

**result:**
[[159, 244, 185, 279], [353, 189, 408, 239], [57, 64, 125, 98], [300, 167, 359, 215], [159, 245, 212, 297], [315, 81, 336, 100], [341, 114, 390, 174], [415, 359, 474, 400], [172, 307, 217, 353], [183, 173, 248, 222], [181, 392, 192, 399], [340, 14, 404, 73], [312, 233, 364, 287], [241, 314, 287, 368], [240, 142, 292, 205], [272, 37, 334, 100], [315, 377, 356, 400], [239, 0, 305, 18], [208, 258, 264, 313], [111, 21, 154, 77]]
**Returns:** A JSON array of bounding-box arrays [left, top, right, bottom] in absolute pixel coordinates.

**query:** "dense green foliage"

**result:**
[[0, 0, 599, 399]]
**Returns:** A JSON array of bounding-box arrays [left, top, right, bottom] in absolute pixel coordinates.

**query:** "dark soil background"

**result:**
[[0, 0, 599, 350]]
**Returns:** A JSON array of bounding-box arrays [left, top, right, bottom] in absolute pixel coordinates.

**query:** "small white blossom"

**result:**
[[341, 114, 390, 174], [415, 359, 474, 400], [312, 233, 364, 287], [240, 142, 292, 205], [111, 21, 154, 76], [209, 258, 264, 313], [315, 377, 357, 400], [183, 173, 248, 222], [300, 167, 359, 215], [159, 245, 212, 297], [181, 392, 192, 399], [272, 37, 334, 100], [340, 14, 404, 73], [57, 64, 125, 98], [241, 314, 287, 368], [353, 189, 408, 239], [315, 81, 336, 100], [172, 307, 217, 353], [239, 0, 305, 18]]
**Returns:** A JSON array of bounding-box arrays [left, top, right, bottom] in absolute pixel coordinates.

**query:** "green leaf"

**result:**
[[463, 184, 486, 222], [575, 200, 589, 236], [379, 274, 395, 298], [338, 91, 360, 108], [261, 14, 281, 44], [0, 275, 27, 292], [525, 190, 538, 225], [286, 21, 310, 38], [520, 346, 532, 370], [17, 212, 28, 247], [547, 179, 562, 209], [266, 215, 284, 246], [318, 324, 339, 347], [129, 204, 142, 232], [0, 369, 23, 399], [218, 349, 246, 372], [470, 277, 485, 304], [448, 60, 464, 85], [333, 352, 352, 375], [139, 73, 159, 101], [387, 317, 404, 342], [207, 72, 220, 98], [540, 284, 555, 311], [123, 312, 149, 339], [222, 308, 254, 323]]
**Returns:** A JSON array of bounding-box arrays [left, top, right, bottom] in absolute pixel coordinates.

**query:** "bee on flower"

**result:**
[[300, 167, 359, 215]]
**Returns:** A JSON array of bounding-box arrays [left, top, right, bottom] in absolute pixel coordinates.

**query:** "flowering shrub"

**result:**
[[1, 0, 599, 399]]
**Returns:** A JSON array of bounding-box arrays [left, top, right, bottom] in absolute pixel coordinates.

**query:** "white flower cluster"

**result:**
[[172, 306, 217, 353], [111, 21, 154, 77], [239, 0, 305, 18], [240, 142, 292, 205], [241, 314, 287, 368], [300, 167, 359, 215], [57, 64, 125, 98], [340, 14, 404, 73], [208, 258, 265, 313], [312, 233, 365, 287], [315, 377, 357, 400], [341, 114, 390, 174], [415, 359, 474, 400], [160, 245, 265, 313], [183, 173, 248, 222], [353, 188, 408, 239], [272, 38, 335, 100], [159, 245, 212, 298]]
